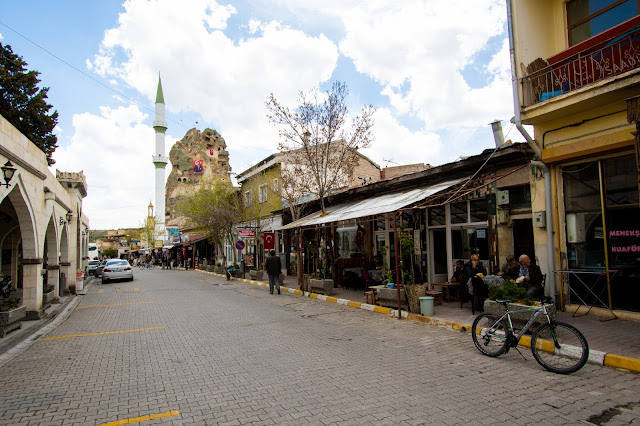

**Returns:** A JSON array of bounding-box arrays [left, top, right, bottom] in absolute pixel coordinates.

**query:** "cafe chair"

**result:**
[[461, 276, 488, 315]]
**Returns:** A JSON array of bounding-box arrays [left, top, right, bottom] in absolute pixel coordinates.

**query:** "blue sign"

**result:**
[[235, 240, 245, 251]]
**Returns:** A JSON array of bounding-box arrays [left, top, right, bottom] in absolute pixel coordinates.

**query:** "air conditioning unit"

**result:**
[[497, 189, 509, 206]]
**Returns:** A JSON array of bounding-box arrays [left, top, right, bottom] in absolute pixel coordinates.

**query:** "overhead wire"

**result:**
[[0, 20, 190, 130]]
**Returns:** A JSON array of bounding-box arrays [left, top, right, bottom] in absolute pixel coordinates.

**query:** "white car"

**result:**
[[102, 259, 134, 284], [86, 260, 100, 276]]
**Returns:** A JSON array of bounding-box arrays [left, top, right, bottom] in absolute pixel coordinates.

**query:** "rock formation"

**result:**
[[166, 128, 232, 221]]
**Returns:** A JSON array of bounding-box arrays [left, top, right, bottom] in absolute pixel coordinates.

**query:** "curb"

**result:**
[[196, 269, 640, 374]]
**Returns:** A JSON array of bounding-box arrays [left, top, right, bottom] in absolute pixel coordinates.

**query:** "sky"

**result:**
[[0, 0, 525, 230]]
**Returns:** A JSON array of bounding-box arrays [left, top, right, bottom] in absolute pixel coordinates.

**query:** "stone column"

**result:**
[[59, 261, 71, 296], [46, 264, 60, 302], [22, 258, 43, 320]]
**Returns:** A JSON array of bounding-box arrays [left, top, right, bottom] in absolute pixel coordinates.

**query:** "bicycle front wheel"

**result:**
[[531, 321, 589, 374], [472, 313, 509, 357]]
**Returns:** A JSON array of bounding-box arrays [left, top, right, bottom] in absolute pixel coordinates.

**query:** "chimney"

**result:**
[[490, 120, 505, 148]]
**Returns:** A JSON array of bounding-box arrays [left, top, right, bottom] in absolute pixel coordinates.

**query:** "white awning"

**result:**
[[162, 245, 174, 250], [278, 178, 465, 230]]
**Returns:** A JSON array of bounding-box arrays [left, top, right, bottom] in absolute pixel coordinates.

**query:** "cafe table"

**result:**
[[430, 282, 461, 302]]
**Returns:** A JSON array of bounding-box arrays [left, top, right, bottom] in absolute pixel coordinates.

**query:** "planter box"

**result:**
[[42, 291, 56, 309], [233, 270, 243, 278], [249, 270, 264, 281], [214, 266, 226, 274], [206, 265, 215, 273], [376, 287, 408, 310], [0, 305, 26, 337], [303, 274, 311, 292], [484, 300, 556, 330], [309, 279, 334, 296]]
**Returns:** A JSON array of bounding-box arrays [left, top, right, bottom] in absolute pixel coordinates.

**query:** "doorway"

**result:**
[[513, 219, 535, 264], [430, 229, 448, 282]]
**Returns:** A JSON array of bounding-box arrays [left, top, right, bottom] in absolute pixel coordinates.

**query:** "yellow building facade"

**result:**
[[509, 0, 640, 314]]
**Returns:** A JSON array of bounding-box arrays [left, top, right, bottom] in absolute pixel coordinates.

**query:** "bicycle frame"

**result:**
[[492, 303, 554, 345]]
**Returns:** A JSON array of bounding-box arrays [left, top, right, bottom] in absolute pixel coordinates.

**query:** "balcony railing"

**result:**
[[521, 23, 640, 108]]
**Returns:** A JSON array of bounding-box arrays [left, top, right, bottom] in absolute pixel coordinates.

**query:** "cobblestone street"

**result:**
[[0, 270, 638, 425]]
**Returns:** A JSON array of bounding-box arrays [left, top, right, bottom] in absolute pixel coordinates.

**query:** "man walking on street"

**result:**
[[265, 249, 282, 295]]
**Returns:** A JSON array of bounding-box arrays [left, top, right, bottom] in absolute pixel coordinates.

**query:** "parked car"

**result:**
[[96, 260, 107, 278], [86, 260, 100, 276], [102, 259, 134, 284]]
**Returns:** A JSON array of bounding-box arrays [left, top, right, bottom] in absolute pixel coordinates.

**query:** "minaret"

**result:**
[[152, 75, 168, 244]]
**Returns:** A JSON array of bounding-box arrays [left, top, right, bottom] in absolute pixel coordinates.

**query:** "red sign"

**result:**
[[261, 232, 275, 250], [238, 229, 255, 239]]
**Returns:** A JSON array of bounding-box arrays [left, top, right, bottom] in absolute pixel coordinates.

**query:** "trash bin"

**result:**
[[419, 296, 434, 316]]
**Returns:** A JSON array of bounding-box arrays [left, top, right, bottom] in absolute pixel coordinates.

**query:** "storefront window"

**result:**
[[470, 199, 488, 222], [451, 228, 488, 261], [563, 155, 640, 311], [337, 226, 363, 258], [604, 156, 639, 207], [428, 206, 445, 226], [450, 202, 467, 224]]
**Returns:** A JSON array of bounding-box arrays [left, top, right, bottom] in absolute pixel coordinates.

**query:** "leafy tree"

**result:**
[[178, 179, 244, 265], [103, 248, 118, 259], [0, 43, 59, 165], [266, 81, 376, 214]]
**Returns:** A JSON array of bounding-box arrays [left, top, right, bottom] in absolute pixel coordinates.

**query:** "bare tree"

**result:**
[[178, 179, 244, 265], [266, 81, 376, 214]]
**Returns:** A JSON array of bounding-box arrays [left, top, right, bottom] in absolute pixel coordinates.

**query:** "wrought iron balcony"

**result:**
[[521, 19, 640, 108]]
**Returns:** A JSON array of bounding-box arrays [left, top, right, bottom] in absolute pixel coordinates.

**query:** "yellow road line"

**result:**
[[98, 289, 104, 293], [77, 302, 154, 309], [40, 326, 164, 341], [98, 410, 180, 426]]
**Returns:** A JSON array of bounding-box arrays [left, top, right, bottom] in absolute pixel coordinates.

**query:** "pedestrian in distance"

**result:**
[[265, 249, 282, 295]]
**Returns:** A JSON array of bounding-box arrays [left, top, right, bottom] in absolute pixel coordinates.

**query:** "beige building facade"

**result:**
[[0, 114, 89, 319], [509, 0, 640, 314]]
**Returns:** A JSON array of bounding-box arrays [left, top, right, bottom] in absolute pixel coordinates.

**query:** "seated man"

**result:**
[[450, 260, 465, 283], [498, 255, 518, 279], [510, 254, 543, 299]]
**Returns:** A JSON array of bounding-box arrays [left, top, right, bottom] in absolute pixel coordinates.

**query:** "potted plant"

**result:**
[[484, 280, 556, 329], [309, 254, 334, 295], [398, 233, 426, 314], [0, 297, 26, 337]]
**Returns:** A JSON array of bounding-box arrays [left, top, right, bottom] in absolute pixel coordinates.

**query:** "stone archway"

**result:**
[[43, 216, 59, 309], [3, 179, 40, 317], [59, 226, 70, 297]]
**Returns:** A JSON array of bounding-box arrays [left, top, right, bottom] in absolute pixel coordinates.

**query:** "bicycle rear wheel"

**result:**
[[531, 321, 589, 374], [472, 313, 509, 357]]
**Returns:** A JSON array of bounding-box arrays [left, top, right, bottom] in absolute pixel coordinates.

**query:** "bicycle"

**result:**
[[138, 261, 154, 270], [471, 296, 589, 374]]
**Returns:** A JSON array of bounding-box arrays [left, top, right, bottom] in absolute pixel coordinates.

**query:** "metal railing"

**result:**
[[522, 28, 640, 107]]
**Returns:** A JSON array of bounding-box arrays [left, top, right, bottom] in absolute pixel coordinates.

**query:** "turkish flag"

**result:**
[[261, 232, 275, 250]]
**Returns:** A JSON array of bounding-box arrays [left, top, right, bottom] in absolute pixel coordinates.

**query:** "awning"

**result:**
[[162, 245, 174, 250], [278, 178, 465, 231]]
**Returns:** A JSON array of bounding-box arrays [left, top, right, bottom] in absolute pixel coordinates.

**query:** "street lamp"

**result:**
[[1, 160, 17, 188]]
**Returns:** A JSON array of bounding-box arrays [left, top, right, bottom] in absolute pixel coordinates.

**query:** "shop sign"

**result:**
[[413, 230, 420, 253], [238, 229, 256, 239]]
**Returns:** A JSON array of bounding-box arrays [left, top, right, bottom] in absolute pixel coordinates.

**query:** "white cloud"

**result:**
[[88, 0, 339, 157], [52, 105, 175, 229], [336, 0, 510, 130]]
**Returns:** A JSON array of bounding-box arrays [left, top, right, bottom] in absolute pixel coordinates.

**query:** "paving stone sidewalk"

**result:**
[[256, 273, 640, 364]]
